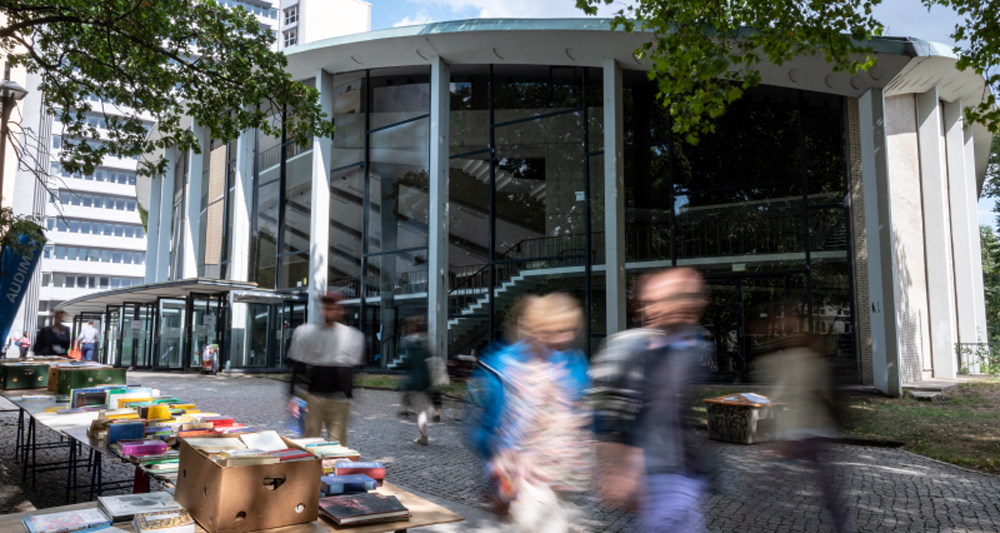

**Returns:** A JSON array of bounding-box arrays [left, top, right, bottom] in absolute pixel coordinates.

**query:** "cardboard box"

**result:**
[[175, 435, 322, 533], [54, 368, 127, 394], [0, 364, 49, 389]]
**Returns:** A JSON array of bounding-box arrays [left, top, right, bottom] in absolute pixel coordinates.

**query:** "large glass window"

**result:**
[[199, 136, 229, 278]]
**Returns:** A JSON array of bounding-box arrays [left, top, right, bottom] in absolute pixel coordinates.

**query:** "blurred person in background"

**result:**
[[591, 267, 711, 532], [76, 320, 100, 361], [287, 292, 365, 445], [396, 315, 444, 445], [34, 310, 70, 357], [469, 293, 591, 532], [758, 306, 855, 533]]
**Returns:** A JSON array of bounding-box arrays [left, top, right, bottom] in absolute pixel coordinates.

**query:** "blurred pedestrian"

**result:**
[[396, 315, 444, 445], [486, 293, 591, 532], [34, 310, 70, 357], [19, 331, 29, 359], [591, 267, 711, 532], [759, 310, 855, 533], [76, 320, 100, 361], [287, 292, 365, 445]]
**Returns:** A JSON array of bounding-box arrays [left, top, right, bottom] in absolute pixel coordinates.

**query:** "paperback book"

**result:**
[[98, 492, 182, 521], [132, 509, 194, 533], [22, 508, 112, 533]]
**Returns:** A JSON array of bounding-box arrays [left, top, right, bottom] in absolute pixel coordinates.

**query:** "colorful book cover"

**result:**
[[22, 508, 112, 533], [108, 421, 145, 444], [321, 474, 377, 495], [318, 493, 409, 526], [132, 509, 194, 532], [334, 461, 386, 480]]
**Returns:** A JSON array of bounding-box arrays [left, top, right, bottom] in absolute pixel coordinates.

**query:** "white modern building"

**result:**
[[55, 20, 992, 396]]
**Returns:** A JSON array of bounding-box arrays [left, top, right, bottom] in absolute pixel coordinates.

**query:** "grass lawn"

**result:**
[[684, 380, 1000, 475], [839, 379, 1000, 474]]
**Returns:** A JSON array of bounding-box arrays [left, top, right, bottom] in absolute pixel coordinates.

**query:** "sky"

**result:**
[[368, 0, 993, 228]]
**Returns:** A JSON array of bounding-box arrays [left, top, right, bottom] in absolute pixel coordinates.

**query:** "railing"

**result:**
[[956, 343, 1000, 375]]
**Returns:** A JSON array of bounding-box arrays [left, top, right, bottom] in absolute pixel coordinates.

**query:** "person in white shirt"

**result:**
[[286, 292, 365, 444], [76, 321, 100, 362]]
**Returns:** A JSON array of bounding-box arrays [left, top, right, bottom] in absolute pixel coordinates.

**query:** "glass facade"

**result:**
[[199, 137, 236, 279]]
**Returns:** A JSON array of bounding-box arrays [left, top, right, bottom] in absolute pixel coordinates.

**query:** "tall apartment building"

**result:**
[[277, 0, 371, 49]]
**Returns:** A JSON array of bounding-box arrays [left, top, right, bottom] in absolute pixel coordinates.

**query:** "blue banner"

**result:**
[[0, 233, 45, 351]]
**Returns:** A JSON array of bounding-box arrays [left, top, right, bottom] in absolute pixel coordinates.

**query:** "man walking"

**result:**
[[286, 292, 365, 445], [77, 321, 100, 362], [592, 267, 711, 532]]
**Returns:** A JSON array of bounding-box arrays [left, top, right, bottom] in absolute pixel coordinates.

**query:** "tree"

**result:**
[[576, 0, 1000, 144], [981, 225, 1000, 344], [0, 0, 334, 181]]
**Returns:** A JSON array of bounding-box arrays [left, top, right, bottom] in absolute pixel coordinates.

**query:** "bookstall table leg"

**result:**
[[89, 451, 98, 501], [21, 417, 33, 483], [132, 466, 149, 494], [66, 438, 76, 503], [14, 408, 23, 459]]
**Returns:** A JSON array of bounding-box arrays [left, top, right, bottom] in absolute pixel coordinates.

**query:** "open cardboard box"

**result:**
[[174, 433, 322, 533]]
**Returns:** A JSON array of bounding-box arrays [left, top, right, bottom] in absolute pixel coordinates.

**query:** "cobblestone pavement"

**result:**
[[3, 371, 1000, 532]]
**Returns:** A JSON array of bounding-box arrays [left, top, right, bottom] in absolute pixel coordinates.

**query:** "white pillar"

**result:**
[[155, 150, 175, 282], [604, 58, 626, 335], [182, 124, 204, 279], [229, 127, 255, 282], [860, 88, 902, 396], [144, 173, 162, 283], [309, 69, 334, 324], [428, 56, 451, 359], [964, 125, 988, 343], [944, 100, 982, 345], [916, 88, 958, 378]]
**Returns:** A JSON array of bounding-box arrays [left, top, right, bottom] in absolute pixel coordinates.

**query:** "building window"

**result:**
[[283, 27, 297, 47], [284, 5, 298, 25]]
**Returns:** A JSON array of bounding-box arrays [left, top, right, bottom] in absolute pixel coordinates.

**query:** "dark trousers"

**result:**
[[789, 438, 856, 533], [19, 346, 28, 359]]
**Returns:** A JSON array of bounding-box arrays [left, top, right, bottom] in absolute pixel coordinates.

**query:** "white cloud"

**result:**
[[410, 0, 622, 19], [395, 11, 437, 27]]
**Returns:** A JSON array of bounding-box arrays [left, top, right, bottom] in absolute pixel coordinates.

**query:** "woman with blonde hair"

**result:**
[[486, 292, 592, 532]]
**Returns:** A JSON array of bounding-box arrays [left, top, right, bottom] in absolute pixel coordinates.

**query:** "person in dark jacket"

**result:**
[[34, 310, 71, 357], [397, 315, 439, 445]]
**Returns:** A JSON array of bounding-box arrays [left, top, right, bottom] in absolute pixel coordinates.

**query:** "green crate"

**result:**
[[54, 368, 127, 394], [0, 364, 49, 390]]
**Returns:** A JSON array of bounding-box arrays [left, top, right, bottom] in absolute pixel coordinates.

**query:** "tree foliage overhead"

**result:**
[[0, 0, 334, 178], [576, 0, 999, 143]]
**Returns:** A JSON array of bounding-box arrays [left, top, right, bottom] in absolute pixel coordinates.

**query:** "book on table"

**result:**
[[318, 493, 410, 526], [98, 492, 183, 521], [131, 509, 195, 533], [334, 461, 386, 481], [21, 508, 112, 533], [216, 449, 281, 466], [321, 474, 377, 495]]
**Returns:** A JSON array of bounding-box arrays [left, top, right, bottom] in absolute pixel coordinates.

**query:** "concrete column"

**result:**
[[145, 173, 162, 283], [229, 126, 255, 282], [915, 88, 958, 378], [604, 58, 626, 335], [155, 150, 175, 282], [428, 56, 451, 359], [944, 100, 982, 345], [309, 69, 334, 324], [182, 124, 204, 279], [860, 88, 902, 396], [964, 125, 988, 342]]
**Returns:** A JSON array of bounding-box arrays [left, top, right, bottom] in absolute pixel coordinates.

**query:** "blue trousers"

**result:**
[[642, 473, 706, 533], [81, 343, 95, 361]]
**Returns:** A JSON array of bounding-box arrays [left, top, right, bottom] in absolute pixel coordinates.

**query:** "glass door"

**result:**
[[106, 307, 122, 367], [701, 274, 797, 382], [156, 299, 187, 370], [191, 296, 224, 370]]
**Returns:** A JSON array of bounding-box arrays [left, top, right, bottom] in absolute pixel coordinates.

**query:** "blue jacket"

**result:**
[[467, 340, 590, 458]]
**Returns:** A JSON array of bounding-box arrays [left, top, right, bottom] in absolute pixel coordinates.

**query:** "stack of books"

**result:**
[[132, 509, 195, 533], [216, 449, 280, 466], [98, 492, 183, 521], [333, 461, 386, 483], [318, 493, 410, 526]]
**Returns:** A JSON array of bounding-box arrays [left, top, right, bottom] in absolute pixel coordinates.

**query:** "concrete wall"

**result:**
[[847, 97, 874, 386], [884, 94, 932, 384]]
